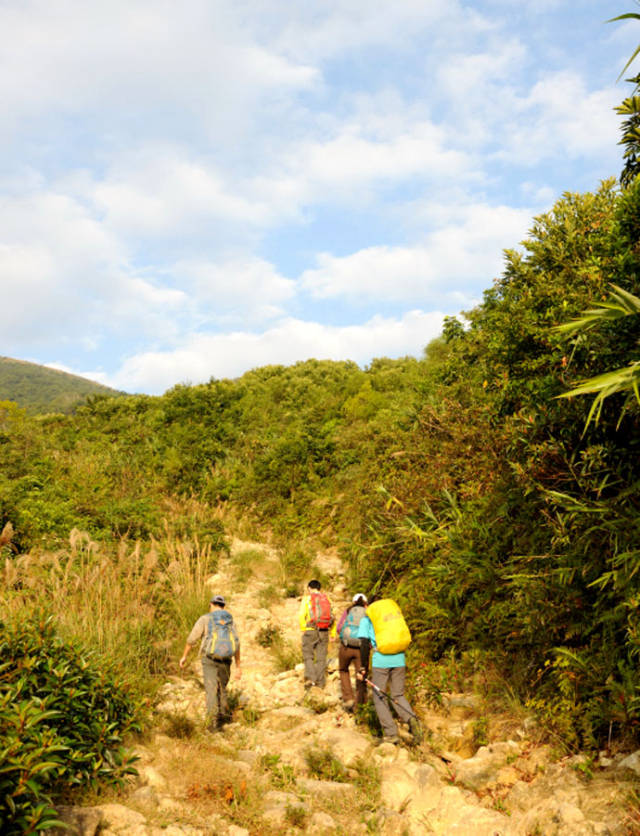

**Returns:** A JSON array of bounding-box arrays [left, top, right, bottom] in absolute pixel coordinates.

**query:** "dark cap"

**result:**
[[210, 594, 225, 606]]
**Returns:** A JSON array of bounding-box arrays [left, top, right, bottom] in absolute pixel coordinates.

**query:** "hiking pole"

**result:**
[[363, 676, 419, 721]]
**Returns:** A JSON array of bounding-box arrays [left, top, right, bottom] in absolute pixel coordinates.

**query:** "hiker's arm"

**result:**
[[358, 638, 371, 679], [233, 647, 242, 679], [298, 596, 310, 631], [329, 614, 337, 641], [180, 618, 204, 668], [179, 642, 194, 669]]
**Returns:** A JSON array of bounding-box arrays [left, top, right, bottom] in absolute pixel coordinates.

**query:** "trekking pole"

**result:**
[[363, 676, 419, 721]]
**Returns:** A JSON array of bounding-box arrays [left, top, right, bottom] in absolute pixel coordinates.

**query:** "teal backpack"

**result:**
[[205, 610, 237, 660], [340, 605, 366, 647]]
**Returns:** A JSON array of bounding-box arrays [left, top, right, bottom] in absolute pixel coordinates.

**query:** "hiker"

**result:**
[[298, 579, 335, 689], [179, 594, 241, 731], [357, 598, 422, 745], [336, 593, 368, 711]]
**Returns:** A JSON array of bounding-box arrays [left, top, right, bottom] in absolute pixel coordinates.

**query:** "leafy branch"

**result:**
[[555, 284, 640, 427]]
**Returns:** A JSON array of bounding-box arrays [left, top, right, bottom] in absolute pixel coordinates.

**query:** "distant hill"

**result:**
[[0, 356, 126, 415]]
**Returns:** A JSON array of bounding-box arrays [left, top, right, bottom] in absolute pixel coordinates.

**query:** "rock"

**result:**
[[375, 741, 400, 759], [276, 669, 297, 681], [158, 797, 186, 814], [618, 749, 640, 775], [515, 799, 593, 835], [322, 727, 373, 767], [452, 740, 521, 791], [379, 763, 426, 813], [442, 693, 480, 710], [258, 705, 314, 731], [138, 764, 168, 791], [236, 748, 258, 765], [44, 806, 103, 836], [94, 803, 146, 834], [308, 810, 338, 833], [297, 777, 352, 798], [262, 789, 310, 828], [130, 785, 159, 808]]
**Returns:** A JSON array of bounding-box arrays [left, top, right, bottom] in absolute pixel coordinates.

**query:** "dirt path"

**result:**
[[60, 539, 636, 836]]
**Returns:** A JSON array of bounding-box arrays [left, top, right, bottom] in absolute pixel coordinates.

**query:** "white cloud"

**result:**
[[0, 188, 187, 348], [92, 149, 274, 240], [503, 71, 620, 163], [301, 203, 533, 303], [266, 0, 464, 61], [295, 124, 471, 193], [103, 310, 446, 394], [170, 256, 296, 323], [439, 39, 526, 99], [0, 0, 318, 144]]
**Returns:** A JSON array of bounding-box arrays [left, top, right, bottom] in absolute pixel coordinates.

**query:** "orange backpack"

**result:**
[[309, 592, 332, 629]]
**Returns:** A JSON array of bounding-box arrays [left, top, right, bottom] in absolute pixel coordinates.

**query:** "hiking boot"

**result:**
[[378, 734, 401, 746], [408, 716, 423, 744], [343, 699, 355, 713], [304, 680, 313, 690]]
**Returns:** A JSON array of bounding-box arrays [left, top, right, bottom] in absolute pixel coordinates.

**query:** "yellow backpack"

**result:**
[[367, 599, 411, 654]]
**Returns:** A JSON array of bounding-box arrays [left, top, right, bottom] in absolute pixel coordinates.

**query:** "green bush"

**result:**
[[0, 616, 141, 833]]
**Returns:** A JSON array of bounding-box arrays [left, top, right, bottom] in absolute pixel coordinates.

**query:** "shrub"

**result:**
[[270, 638, 299, 673], [255, 624, 280, 647], [304, 746, 348, 782], [0, 615, 141, 833]]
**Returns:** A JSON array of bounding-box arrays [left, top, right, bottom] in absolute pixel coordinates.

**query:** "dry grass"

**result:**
[[143, 738, 280, 834], [1, 528, 217, 692]]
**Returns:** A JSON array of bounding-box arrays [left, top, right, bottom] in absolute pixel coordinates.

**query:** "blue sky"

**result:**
[[2, 0, 638, 395]]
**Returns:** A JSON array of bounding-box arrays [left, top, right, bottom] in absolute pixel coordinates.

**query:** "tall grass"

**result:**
[[1, 528, 218, 697]]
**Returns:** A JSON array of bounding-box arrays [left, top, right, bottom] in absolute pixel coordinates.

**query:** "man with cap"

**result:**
[[335, 593, 368, 711], [180, 594, 241, 731]]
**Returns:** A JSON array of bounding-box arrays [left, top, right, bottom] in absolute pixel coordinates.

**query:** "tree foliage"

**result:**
[[610, 7, 640, 186], [0, 617, 140, 833]]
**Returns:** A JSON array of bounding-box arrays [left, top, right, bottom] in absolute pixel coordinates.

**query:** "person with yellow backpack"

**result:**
[[357, 598, 422, 745]]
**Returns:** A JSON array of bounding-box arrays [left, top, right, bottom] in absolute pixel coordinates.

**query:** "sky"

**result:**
[[2, 1, 639, 395]]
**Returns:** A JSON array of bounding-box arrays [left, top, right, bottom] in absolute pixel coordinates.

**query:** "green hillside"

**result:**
[[3, 178, 640, 755], [3, 178, 640, 832], [0, 356, 126, 414]]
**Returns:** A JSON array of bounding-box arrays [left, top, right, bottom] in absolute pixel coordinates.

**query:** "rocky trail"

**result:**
[[51, 540, 640, 835]]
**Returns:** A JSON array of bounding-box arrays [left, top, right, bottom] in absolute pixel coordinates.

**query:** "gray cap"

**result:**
[[210, 594, 225, 606]]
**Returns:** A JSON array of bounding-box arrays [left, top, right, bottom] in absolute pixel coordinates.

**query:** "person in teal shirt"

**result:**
[[357, 609, 422, 745]]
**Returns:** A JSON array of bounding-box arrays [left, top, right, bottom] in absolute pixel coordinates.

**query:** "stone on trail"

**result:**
[[618, 748, 640, 775], [321, 726, 374, 767], [450, 740, 521, 791], [93, 803, 146, 834], [43, 806, 103, 836], [258, 704, 315, 731]]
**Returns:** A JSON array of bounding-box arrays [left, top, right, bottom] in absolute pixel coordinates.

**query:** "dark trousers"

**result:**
[[202, 656, 231, 728], [338, 643, 366, 705], [302, 629, 329, 687], [370, 666, 414, 738]]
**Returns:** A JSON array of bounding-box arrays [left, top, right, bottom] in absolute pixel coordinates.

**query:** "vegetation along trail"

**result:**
[[38, 538, 638, 835]]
